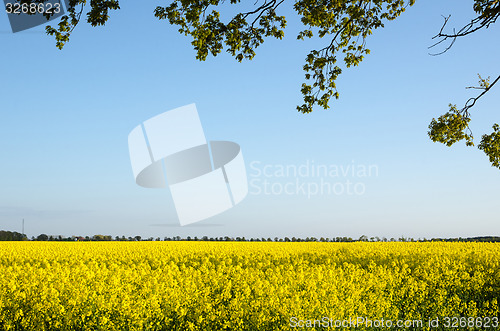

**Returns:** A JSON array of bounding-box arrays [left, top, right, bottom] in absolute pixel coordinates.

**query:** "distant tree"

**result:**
[[37, 234, 49, 241], [0, 230, 27, 241], [92, 234, 111, 241]]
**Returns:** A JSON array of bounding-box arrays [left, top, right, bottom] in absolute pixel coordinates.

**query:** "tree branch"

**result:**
[[429, 1, 499, 55], [462, 74, 500, 116]]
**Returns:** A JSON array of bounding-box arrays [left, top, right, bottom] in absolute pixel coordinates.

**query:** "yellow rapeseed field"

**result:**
[[0, 242, 498, 330]]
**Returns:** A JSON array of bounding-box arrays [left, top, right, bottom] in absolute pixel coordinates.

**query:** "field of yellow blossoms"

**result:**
[[0, 242, 499, 330]]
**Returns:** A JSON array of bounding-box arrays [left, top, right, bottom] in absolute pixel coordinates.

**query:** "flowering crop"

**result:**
[[0, 242, 498, 330]]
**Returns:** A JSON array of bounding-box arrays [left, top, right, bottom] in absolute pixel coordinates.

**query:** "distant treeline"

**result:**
[[0, 230, 499, 242], [0, 230, 28, 241]]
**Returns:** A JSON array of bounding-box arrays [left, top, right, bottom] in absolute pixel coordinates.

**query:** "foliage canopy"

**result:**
[[40, 0, 500, 169]]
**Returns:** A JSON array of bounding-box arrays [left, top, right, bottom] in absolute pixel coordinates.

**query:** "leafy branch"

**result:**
[[154, 0, 286, 62], [294, 0, 415, 113], [428, 74, 500, 168], [427, 0, 499, 169], [45, 0, 120, 50]]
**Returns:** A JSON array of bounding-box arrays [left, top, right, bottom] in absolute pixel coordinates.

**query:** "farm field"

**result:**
[[0, 242, 499, 330]]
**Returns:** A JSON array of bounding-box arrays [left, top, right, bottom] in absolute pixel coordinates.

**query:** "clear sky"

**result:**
[[1, 0, 499, 240]]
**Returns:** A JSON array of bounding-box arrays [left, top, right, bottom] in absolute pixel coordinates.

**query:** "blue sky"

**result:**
[[1, 0, 499, 239]]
